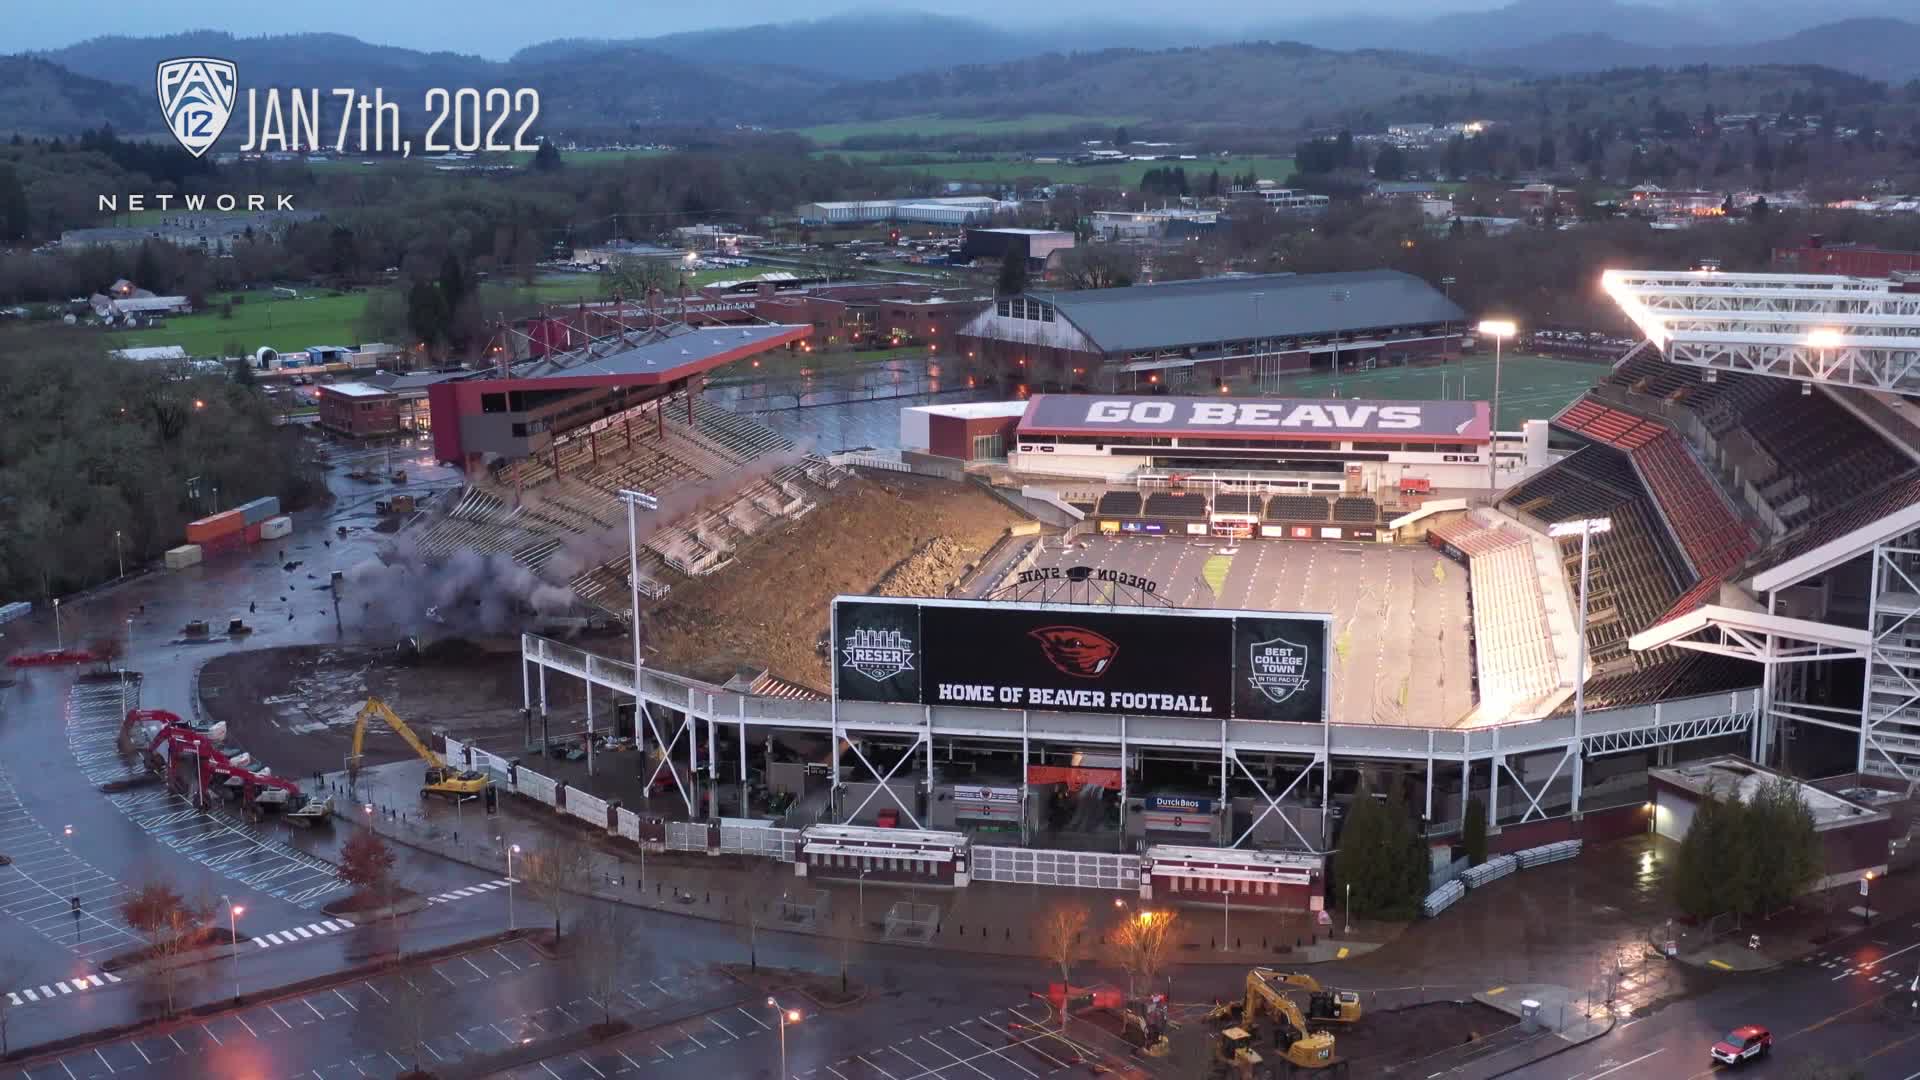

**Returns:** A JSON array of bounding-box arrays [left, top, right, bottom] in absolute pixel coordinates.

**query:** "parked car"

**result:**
[[1710, 1025, 1771, 1065]]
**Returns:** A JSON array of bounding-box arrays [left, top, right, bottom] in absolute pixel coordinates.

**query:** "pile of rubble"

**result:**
[[875, 537, 975, 599]]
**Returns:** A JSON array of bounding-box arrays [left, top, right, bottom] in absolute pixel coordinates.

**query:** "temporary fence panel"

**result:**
[[1422, 879, 1466, 918], [665, 820, 707, 852], [515, 769, 558, 808], [0, 601, 29, 625], [566, 789, 611, 831], [718, 819, 794, 859], [972, 846, 1140, 891], [616, 807, 642, 843], [1459, 853, 1517, 889], [1514, 840, 1582, 869]]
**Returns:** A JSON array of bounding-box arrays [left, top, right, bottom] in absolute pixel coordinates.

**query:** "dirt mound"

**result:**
[[875, 536, 975, 598], [642, 472, 1023, 685]]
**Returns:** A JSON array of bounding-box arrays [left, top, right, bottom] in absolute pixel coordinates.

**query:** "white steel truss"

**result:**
[[1859, 533, 1920, 781], [1583, 709, 1756, 756], [1601, 268, 1920, 394]]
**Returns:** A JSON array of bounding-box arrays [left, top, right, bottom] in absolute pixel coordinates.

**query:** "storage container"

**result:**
[[238, 496, 281, 525], [199, 531, 245, 556], [184, 510, 244, 543], [260, 515, 293, 540], [164, 545, 203, 569], [243, 521, 264, 545]]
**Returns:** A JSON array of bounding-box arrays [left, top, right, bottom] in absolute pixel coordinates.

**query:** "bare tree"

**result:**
[[120, 880, 212, 1014], [1058, 245, 1139, 290], [384, 973, 434, 1078], [733, 859, 780, 973], [1113, 909, 1179, 999], [1040, 903, 1089, 1031], [519, 836, 594, 939], [576, 902, 645, 1031]]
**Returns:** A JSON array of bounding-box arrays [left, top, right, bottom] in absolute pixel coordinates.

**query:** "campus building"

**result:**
[[954, 270, 1466, 393]]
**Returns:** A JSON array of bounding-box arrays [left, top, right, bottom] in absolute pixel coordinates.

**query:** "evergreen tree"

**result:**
[[1537, 134, 1557, 170], [1333, 782, 1425, 920], [1742, 778, 1821, 914], [0, 164, 27, 244], [531, 142, 563, 172], [995, 253, 1029, 297], [134, 242, 161, 291], [1207, 169, 1221, 196], [1114, 126, 1130, 147], [1463, 796, 1488, 866], [406, 278, 450, 348], [1372, 145, 1408, 181], [438, 252, 468, 312]]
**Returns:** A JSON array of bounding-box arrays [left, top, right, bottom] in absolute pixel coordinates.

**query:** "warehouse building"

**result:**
[[954, 270, 1465, 392], [796, 196, 1007, 226]]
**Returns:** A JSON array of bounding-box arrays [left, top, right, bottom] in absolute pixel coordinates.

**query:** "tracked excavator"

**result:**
[[1266, 971, 1364, 1024], [1204, 968, 1345, 1073], [347, 697, 492, 801]]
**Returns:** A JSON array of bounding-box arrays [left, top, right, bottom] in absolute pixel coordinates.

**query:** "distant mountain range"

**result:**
[[6, 8, 1917, 140]]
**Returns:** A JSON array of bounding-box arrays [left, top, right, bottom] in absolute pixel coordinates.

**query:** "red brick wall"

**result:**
[[1488, 802, 1649, 854]]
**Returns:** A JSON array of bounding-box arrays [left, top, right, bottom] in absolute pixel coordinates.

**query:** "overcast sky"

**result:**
[[16, 0, 1525, 57]]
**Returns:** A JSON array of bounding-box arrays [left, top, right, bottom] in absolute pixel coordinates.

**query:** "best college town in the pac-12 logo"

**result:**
[[841, 627, 916, 684], [157, 58, 238, 158], [1246, 636, 1312, 704]]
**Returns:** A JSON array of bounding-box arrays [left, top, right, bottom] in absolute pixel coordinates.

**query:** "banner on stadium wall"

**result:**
[[832, 596, 1330, 723]]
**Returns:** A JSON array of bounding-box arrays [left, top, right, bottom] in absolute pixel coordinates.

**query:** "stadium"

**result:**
[[393, 266, 1919, 912]]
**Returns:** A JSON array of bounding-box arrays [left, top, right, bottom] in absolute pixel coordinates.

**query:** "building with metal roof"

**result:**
[[955, 270, 1466, 393]]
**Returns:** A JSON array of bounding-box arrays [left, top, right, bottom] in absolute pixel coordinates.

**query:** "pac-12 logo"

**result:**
[[1247, 636, 1311, 705], [157, 58, 238, 158], [841, 627, 915, 683], [1029, 625, 1118, 678]]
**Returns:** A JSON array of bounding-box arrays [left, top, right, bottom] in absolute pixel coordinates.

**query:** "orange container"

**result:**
[[185, 510, 245, 544]]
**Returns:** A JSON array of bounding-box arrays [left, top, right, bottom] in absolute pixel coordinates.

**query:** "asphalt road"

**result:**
[[1521, 914, 1920, 1080]]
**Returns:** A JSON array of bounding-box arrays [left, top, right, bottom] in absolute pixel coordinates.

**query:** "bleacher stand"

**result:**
[[1332, 497, 1380, 524], [1266, 495, 1331, 521], [1213, 493, 1262, 515], [1427, 512, 1561, 709], [1144, 492, 1209, 518], [1096, 491, 1143, 516]]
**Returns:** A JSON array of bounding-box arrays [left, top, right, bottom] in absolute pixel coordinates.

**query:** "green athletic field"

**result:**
[[1270, 353, 1599, 429]]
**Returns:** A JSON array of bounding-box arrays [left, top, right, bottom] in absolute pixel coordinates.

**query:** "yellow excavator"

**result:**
[[1267, 971, 1364, 1024], [1204, 968, 1343, 1071], [348, 697, 492, 801]]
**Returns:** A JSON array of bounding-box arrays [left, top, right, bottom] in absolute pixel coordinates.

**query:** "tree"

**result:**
[[1332, 782, 1426, 921], [1463, 796, 1488, 866], [995, 254, 1029, 297], [120, 881, 211, 1013], [1671, 785, 1743, 919], [531, 142, 563, 172], [1114, 126, 1130, 147], [576, 902, 644, 1031], [1058, 246, 1137, 290], [1372, 145, 1408, 181], [0, 164, 28, 244], [605, 256, 675, 303], [1741, 777, 1821, 915], [1114, 909, 1177, 997], [384, 973, 434, 1078], [1537, 135, 1557, 170], [338, 830, 397, 896], [519, 837, 593, 938], [1040, 903, 1088, 995]]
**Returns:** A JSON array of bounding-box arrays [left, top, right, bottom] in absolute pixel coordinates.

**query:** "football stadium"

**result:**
[[398, 267, 1918, 911]]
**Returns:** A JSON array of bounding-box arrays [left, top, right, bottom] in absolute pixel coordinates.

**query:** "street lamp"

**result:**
[[1476, 320, 1517, 497], [221, 896, 244, 999], [1344, 882, 1351, 934], [769, 997, 801, 1078], [114, 529, 124, 580], [52, 597, 61, 651], [507, 843, 521, 930], [1864, 870, 1875, 927], [1549, 516, 1612, 810]]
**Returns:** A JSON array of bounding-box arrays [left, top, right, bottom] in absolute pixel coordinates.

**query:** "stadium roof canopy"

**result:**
[[500, 322, 809, 391], [1027, 270, 1465, 353]]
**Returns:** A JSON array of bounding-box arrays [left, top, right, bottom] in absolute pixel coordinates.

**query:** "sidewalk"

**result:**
[[310, 759, 1389, 969], [1660, 869, 1920, 973]]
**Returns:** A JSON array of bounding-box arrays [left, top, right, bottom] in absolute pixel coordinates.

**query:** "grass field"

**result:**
[[1273, 353, 1599, 429], [102, 269, 765, 356], [796, 114, 1145, 146], [855, 154, 1296, 189]]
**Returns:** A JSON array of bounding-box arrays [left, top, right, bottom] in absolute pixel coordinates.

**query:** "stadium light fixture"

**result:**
[[1550, 515, 1611, 806], [1806, 328, 1843, 350], [1476, 319, 1517, 339], [617, 489, 660, 744], [1477, 321, 1518, 497], [1547, 518, 1612, 539]]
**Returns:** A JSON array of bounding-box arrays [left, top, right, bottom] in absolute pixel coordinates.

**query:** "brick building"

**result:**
[[317, 382, 401, 437]]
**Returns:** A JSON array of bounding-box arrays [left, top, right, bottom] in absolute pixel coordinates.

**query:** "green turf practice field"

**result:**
[[796, 114, 1145, 146], [1269, 353, 1599, 429]]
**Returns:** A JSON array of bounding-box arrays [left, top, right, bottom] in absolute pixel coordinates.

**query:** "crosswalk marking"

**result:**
[[425, 878, 515, 905], [248, 918, 359, 951]]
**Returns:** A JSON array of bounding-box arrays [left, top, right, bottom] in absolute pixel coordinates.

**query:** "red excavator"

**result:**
[[123, 709, 333, 826]]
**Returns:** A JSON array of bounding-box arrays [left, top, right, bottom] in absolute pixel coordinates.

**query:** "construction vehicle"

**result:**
[[1210, 1027, 1262, 1079], [125, 709, 333, 826], [1267, 972, 1364, 1024], [1122, 993, 1170, 1056], [348, 697, 492, 801], [1204, 968, 1342, 1071]]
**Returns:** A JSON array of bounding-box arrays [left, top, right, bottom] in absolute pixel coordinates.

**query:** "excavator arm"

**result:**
[[351, 697, 447, 770]]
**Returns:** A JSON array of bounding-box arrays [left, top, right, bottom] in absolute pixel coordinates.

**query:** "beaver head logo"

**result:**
[[1028, 625, 1119, 678]]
